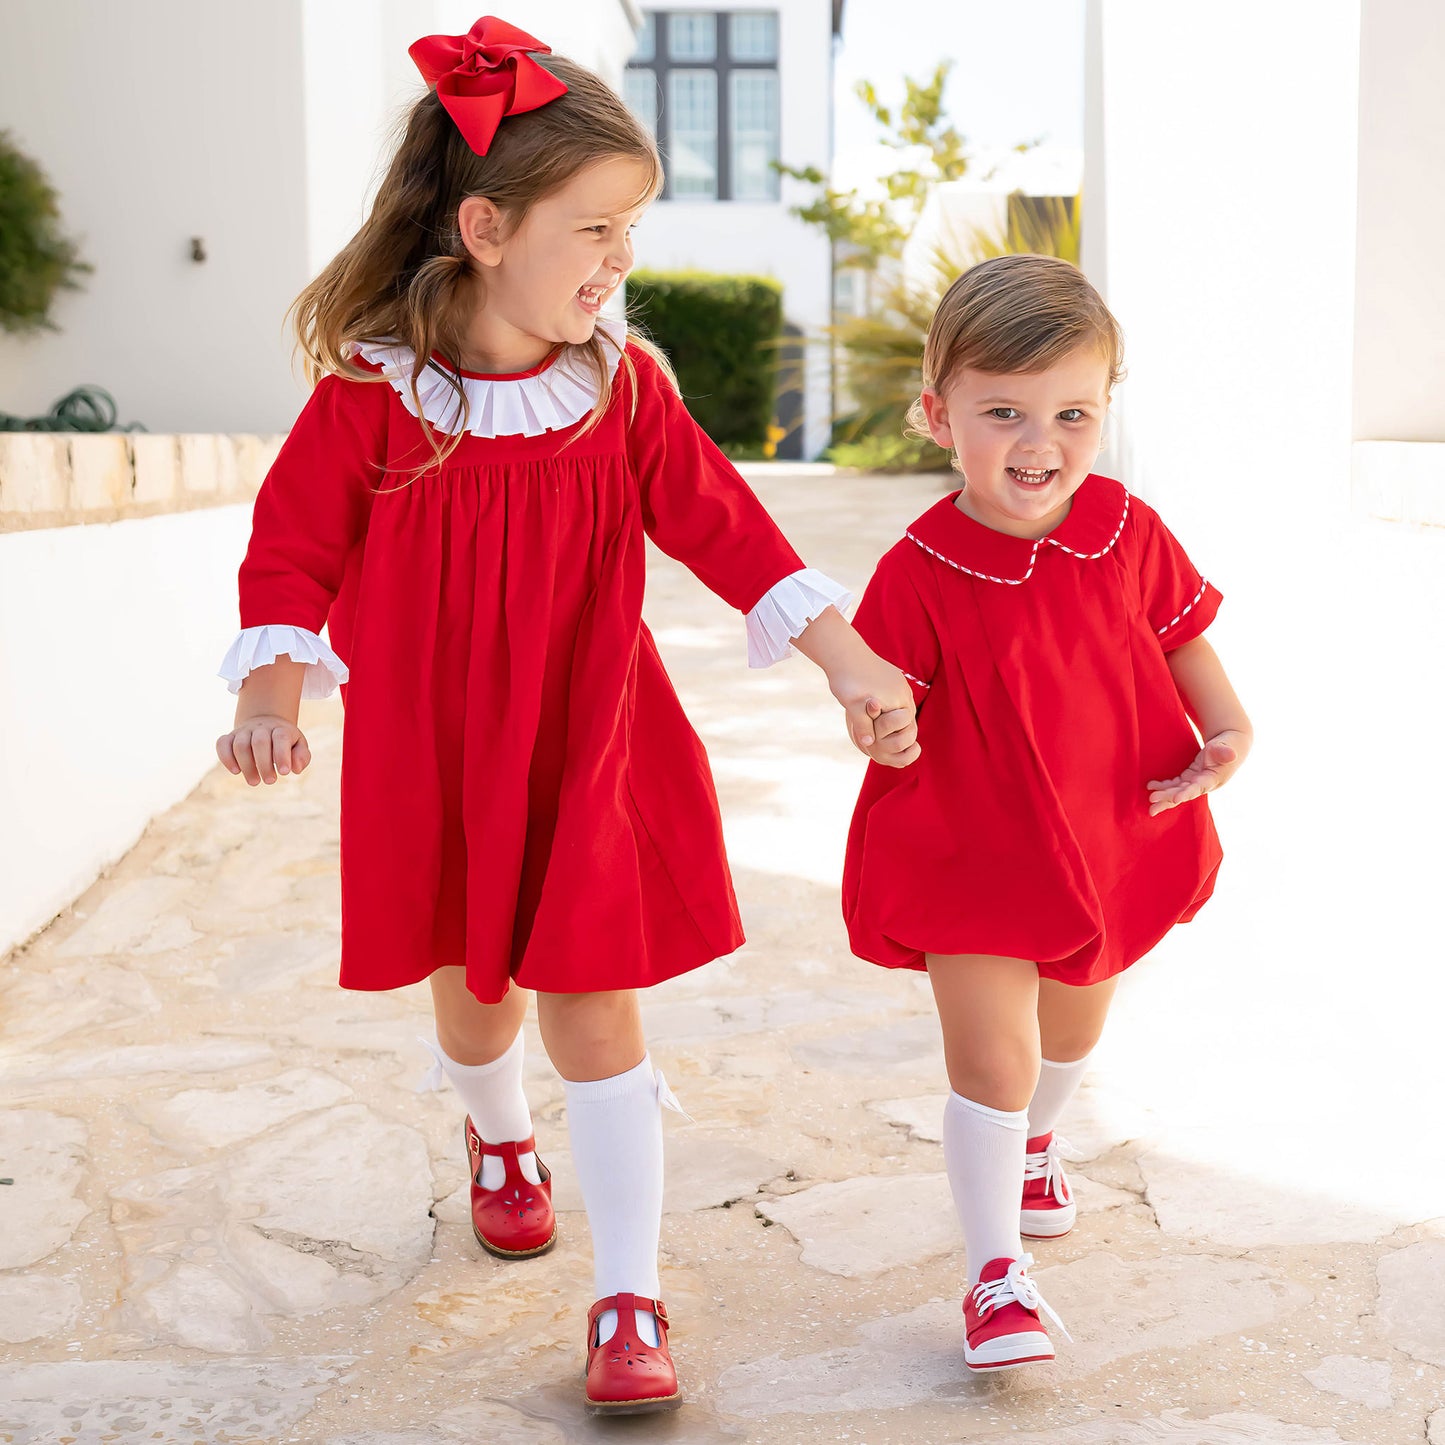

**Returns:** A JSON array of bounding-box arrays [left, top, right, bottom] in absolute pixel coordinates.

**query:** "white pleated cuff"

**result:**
[[218, 625, 349, 700], [745, 567, 854, 669]]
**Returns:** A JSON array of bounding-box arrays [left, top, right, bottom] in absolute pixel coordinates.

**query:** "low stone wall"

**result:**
[[0, 432, 281, 532], [0, 429, 282, 957]]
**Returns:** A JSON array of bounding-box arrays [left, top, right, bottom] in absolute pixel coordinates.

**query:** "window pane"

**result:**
[[668, 69, 718, 198], [729, 11, 778, 61], [730, 69, 779, 201], [633, 12, 656, 62], [623, 68, 658, 135], [669, 13, 717, 60]]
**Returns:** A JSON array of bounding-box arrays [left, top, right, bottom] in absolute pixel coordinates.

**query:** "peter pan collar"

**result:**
[[906, 474, 1130, 585], [352, 318, 626, 438]]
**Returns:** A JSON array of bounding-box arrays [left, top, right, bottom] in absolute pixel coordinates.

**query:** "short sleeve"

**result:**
[[852, 546, 943, 707], [237, 373, 386, 632], [1134, 501, 1222, 651], [623, 345, 805, 613]]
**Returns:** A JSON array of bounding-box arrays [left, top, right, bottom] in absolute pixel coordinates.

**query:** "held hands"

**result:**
[[1146, 730, 1247, 817], [830, 662, 921, 768], [216, 715, 312, 786], [790, 609, 921, 768]]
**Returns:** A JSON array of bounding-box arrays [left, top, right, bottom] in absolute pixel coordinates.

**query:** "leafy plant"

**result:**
[[0, 131, 89, 334], [777, 63, 980, 271]]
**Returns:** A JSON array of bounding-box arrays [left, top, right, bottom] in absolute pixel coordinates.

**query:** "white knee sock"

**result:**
[[564, 1053, 671, 1348], [1026, 1054, 1091, 1140], [421, 1033, 540, 1188], [943, 1092, 1029, 1286]]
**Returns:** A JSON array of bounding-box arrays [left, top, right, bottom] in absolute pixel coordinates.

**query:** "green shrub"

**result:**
[[0, 131, 89, 334], [626, 270, 782, 448], [828, 431, 949, 473]]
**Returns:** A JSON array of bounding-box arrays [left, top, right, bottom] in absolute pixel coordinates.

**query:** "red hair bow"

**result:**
[[409, 16, 568, 156]]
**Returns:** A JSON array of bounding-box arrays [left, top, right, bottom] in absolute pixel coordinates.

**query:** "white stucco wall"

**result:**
[[1087, 2, 1361, 549], [1353, 0, 1445, 444], [631, 0, 836, 458], [0, 507, 253, 955], [1084, 1, 1445, 1198], [0, 0, 310, 435]]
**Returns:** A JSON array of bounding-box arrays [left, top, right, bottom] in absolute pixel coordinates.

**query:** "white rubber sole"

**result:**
[[1020, 1202, 1076, 1239], [964, 1329, 1056, 1371]]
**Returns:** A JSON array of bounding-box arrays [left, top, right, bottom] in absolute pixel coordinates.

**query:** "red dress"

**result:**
[[843, 475, 1223, 986], [236, 342, 806, 1002]]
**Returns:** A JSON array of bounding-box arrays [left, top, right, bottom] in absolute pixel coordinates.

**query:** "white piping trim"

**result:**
[[903, 671, 933, 690], [906, 490, 1132, 585], [1156, 578, 1212, 638]]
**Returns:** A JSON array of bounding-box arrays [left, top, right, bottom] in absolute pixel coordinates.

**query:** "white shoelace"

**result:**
[[971, 1254, 1074, 1343], [1023, 1134, 1082, 1195]]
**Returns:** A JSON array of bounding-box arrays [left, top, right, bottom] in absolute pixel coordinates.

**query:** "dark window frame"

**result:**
[[626, 10, 781, 203]]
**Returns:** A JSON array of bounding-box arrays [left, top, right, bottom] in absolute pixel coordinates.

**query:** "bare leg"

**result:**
[[429, 967, 529, 1065], [1036, 975, 1118, 1063], [927, 953, 1041, 1110], [535, 988, 646, 1082]]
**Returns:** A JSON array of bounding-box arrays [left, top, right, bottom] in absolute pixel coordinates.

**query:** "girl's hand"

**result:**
[[1146, 730, 1247, 816], [217, 715, 312, 786]]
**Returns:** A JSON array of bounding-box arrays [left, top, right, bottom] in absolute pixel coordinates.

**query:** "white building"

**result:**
[[1079, 0, 1445, 1240], [1082, 0, 1445, 999], [1083, 0, 1443, 542], [620, 2, 843, 458]]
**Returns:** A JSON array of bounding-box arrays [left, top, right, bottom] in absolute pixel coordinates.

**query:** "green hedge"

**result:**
[[625, 270, 782, 449]]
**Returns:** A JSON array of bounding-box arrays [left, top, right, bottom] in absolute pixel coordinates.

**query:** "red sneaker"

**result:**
[[1021, 1131, 1077, 1240], [963, 1255, 1070, 1371], [584, 1293, 681, 1414], [464, 1119, 556, 1259]]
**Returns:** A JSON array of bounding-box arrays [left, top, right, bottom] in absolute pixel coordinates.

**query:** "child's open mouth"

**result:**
[[1007, 467, 1058, 489], [575, 282, 615, 315]]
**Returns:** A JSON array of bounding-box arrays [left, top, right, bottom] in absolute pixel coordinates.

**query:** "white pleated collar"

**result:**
[[352, 318, 626, 439]]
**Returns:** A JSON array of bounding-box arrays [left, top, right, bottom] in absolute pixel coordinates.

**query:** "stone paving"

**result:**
[[2, 469, 1443, 1444]]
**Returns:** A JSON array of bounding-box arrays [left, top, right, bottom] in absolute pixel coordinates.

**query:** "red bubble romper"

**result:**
[[843, 475, 1223, 985], [219, 325, 849, 1002]]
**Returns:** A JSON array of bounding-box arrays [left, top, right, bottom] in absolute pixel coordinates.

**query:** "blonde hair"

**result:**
[[290, 52, 675, 474], [906, 254, 1124, 439]]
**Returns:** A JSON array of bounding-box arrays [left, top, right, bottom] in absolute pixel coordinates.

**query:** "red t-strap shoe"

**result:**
[[584, 1293, 681, 1414], [464, 1118, 556, 1258]]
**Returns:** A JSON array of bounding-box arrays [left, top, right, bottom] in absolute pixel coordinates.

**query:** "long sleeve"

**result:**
[[625, 345, 807, 613], [219, 373, 387, 696]]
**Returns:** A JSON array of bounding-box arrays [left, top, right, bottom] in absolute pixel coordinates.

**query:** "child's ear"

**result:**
[[457, 196, 505, 267], [919, 387, 954, 450]]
